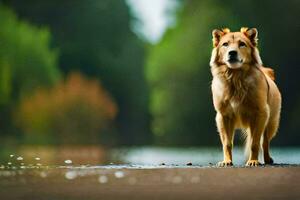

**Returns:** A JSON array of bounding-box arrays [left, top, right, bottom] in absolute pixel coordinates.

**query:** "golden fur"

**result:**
[[210, 27, 281, 166]]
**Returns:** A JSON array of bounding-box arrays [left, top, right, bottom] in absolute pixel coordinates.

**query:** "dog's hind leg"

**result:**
[[262, 132, 273, 164], [263, 120, 279, 164]]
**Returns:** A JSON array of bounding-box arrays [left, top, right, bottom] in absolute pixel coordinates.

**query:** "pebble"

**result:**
[[65, 171, 77, 180], [16, 157, 23, 161], [40, 171, 48, 178], [98, 175, 108, 184], [64, 160, 73, 164], [114, 171, 125, 178]]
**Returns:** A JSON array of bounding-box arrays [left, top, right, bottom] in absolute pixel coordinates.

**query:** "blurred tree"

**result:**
[[0, 5, 59, 101], [147, 0, 239, 145], [223, 0, 300, 145], [147, 0, 300, 145], [2, 0, 299, 146], [0, 5, 60, 137], [16, 73, 118, 145], [3, 0, 151, 145]]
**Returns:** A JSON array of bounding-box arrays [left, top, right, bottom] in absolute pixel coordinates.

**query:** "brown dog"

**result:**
[[210, 27, 281, 167]]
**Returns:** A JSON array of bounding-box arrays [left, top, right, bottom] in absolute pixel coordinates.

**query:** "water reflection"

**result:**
[[0, 146, 107, 167], [1, 146, 300, 168], [111, 147, 300, 165]]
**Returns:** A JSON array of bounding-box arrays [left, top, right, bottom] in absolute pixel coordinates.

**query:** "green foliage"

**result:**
[[16, 73, 118, 145], [6, 0, 151, 144], [0, 5, 60, 138], [222, 0, 300, 145], [147, 0, 239, 145], [147, 0, 300, 145], [0, 61, 11, 105], [0, 5, 60, 104], [1, 0, 299, 146]]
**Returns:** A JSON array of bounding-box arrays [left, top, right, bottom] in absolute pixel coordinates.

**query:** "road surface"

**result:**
[[0, 165, 299, 200]]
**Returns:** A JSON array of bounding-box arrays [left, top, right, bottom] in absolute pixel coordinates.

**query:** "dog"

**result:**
[[210, 27, 281, 167]]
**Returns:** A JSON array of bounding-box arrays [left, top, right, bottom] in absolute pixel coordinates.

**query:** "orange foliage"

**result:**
[[16, 73, 118, 144]]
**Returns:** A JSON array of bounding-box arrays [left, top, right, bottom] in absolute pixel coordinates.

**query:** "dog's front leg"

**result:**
[[246, 111, 269, 166], [216, 113, 235, 167]]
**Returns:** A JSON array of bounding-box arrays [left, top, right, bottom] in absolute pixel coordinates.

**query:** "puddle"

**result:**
[[1, 146, 300, 173]]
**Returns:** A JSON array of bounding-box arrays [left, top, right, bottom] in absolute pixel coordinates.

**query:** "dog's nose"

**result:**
[[228, 50, 237, 57]]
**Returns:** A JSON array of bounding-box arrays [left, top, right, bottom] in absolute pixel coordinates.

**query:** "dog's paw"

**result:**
[[264, 157, 274, 165], [217, 160, 233, 167], [246, 160, 261, 167]]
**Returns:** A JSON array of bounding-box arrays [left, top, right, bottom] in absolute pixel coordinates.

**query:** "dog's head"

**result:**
[[210, 27, 262, 69]]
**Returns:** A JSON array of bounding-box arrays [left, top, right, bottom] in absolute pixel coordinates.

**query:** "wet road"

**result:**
[[0, 165, 299, 200]]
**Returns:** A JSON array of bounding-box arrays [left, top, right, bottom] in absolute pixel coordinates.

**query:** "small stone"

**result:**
[[16, 157, 23, 161], [65, 171, 77, 180], [186, 162, 193, 166], [98, 175, 108, 183], [64, 160, 72, 164], [114, 171, 125, 178], [40, 171, 47, 178]]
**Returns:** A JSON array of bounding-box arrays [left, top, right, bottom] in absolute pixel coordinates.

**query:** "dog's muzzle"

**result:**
[[228, 50, 240, 63]]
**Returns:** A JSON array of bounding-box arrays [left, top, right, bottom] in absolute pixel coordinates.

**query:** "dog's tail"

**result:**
[[261, 67, 275, 81]]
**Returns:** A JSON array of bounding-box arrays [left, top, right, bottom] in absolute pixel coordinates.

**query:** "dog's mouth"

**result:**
[[227, 58, 242, 64]]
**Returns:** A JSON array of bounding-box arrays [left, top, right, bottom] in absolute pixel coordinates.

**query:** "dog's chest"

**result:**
[[229, 99, 241, 111], [212, 76, 254, 113]]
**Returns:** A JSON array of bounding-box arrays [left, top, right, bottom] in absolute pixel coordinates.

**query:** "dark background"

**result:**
[[0, 0, 299, 148]]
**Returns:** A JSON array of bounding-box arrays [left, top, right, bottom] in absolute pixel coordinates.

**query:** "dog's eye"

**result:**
[[222, 42, 229, 47], [239, 42, 246, 48]]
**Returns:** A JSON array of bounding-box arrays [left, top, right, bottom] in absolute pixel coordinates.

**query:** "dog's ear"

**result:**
[[212, 28, 230, 47], [241, 27, 258, 46]]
